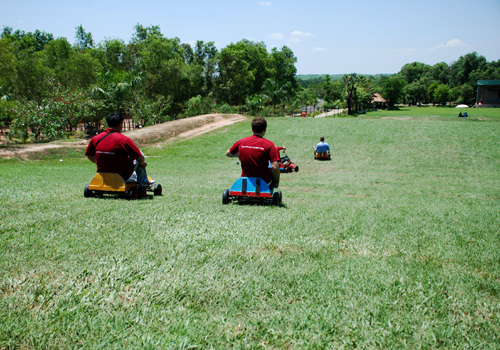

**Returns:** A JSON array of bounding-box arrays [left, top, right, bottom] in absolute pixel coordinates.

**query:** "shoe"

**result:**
[[142, 179, 156, 186], [126, 172, 138, 183]]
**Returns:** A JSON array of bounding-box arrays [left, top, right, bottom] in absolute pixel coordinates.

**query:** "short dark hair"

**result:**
[[106, 113, 124, 127], [252, 117, 267, 134], [320, 136, 325, 142]]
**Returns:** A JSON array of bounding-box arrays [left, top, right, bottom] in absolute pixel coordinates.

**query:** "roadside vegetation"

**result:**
[[1, 108, 499, 348], [1, 24, 499, 143]]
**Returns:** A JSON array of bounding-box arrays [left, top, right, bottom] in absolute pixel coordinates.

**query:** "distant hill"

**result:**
[[296, 74, 393, 81], [296, 74, 344, 81]]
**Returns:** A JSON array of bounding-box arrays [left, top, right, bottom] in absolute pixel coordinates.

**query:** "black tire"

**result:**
[[295, 165, 299, 172], [222, 189, 230, 204], [128, 187, 137, 200], [154, 184, 162, 196], [272, 191, 281, 206], [137, 186, 147, 199], [84, 184, 93, 198]]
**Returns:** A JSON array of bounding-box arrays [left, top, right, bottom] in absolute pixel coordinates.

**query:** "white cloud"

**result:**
[[259, 1, 272, 5], [289, 30, 314, 42], [269, 33, 284, 40], [313, 47, 326, 52], [438, 39, 466, 48]]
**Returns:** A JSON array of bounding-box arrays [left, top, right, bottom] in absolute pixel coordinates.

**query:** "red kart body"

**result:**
[[279, 154, 299, 173]]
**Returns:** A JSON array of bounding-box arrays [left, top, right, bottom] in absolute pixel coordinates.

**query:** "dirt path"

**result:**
[[0, 114, 247, 159]]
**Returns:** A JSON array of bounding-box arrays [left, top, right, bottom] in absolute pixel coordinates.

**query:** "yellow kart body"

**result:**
[[84, 172, 161, 200], [314, 151, 331, 160], [88, 172, 135, 192]]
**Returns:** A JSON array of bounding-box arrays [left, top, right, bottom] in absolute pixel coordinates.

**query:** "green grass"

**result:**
[[1, 108, 500, 348]]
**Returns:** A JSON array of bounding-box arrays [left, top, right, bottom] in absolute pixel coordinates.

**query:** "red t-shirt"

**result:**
[[229, 135, 280, 183], [85, 128, 142, 180]]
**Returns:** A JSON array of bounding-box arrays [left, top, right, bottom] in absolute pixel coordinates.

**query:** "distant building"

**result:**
[[476, 80, 500, 107], [372, 93, 387, 109]]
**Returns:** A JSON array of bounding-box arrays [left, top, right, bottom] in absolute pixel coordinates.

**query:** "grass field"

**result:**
[[1, 107, 499, 348]]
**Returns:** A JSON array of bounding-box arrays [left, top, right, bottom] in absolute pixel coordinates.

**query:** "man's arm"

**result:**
[[271, 161, 280, 188], [226, 149, 239, 158], [136, 155, 147, 168], [87, 155, 96, 164]]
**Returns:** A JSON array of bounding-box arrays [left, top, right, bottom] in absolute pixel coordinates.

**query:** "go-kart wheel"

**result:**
[[222, 189, 231, 204], [272, 191, 281, 206], [295, 166, 299, 172], [84, 184, 93, 198], [154, 184, 162, 196], [128, 187, 137, 200], [137, 186, 147, 199]]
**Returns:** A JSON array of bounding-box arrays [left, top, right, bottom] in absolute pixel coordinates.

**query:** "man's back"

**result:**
[[230, 135, 279, 183], [315, 141, 330, 153], [86, 129, 142, 180]]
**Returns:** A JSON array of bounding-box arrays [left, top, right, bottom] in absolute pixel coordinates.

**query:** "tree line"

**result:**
[[0, 24, 499, 142], [301, 52, 500, 115], [0, 24, 304, 142]]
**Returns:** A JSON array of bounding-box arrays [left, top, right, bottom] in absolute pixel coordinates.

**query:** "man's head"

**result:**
[[252, 117, 267, 134], [320, 136, 325, 142], [106, 113, 124, 128]]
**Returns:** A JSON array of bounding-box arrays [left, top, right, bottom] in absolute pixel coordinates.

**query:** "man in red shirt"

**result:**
[[85, 113, 153, 184], [226, 117, 280, 189]]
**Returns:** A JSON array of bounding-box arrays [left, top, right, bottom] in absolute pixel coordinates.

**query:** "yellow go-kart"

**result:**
[[84, 173, 162, 200], [314, 150, 331, 160]]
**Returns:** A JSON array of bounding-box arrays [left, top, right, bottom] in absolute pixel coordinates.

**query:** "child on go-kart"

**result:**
[[276, 146, 290, 166], [276, 146, 299, 173]]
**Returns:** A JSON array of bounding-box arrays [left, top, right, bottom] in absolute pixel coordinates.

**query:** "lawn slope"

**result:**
[[1, 109, 499, 348]]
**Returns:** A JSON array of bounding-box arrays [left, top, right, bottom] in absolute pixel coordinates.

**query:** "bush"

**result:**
[[131, 95, 172, 126]]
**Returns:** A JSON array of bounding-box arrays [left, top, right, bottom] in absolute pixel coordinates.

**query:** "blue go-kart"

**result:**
[[222, 177, 282, 206]]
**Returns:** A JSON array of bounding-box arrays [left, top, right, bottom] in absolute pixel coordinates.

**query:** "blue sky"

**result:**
[[1, 0, 499, 74]]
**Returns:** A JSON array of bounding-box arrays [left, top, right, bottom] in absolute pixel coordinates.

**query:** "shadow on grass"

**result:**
[[229, 200, 288, 208], [84, 193, 159, 201]]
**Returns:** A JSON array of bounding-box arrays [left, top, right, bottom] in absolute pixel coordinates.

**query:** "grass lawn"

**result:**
[[1, 107, 500, 348]]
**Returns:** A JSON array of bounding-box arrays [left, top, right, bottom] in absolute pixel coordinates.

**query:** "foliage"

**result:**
[[1, 23, 499, 145], [8, 85, 106, 142], [0, 99, 15, 129], [343, 73, 357, 115], [380, 75, 406, 108], [182, 95, 214, 118], [433, 84, 451, 106], [131, 94, 172, 126]]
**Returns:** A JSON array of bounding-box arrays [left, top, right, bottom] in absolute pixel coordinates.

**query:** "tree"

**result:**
[[269, 46, 298, 92], [262, 78, 292, 108], [193, 41, 218, 95], [380, 75, 406, 109], [429, 62, 450, 85], [217, 40, 270, 105], [1, 27, 53, 52], [343, 73, 357, 115], [400, 62, 431, 84], [450, 52, 487, 87], [75, 25, 94, 50], [131, 24, 162, 43], [455, 84, 475, 105], [355, 75, 376, 111], [433, 84, 451, 106], [0, 37, 17, 95], [404, 80, 427, 105]]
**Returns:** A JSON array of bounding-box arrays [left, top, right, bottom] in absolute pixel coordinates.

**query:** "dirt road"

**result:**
[[0, 114, 247, 159]]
